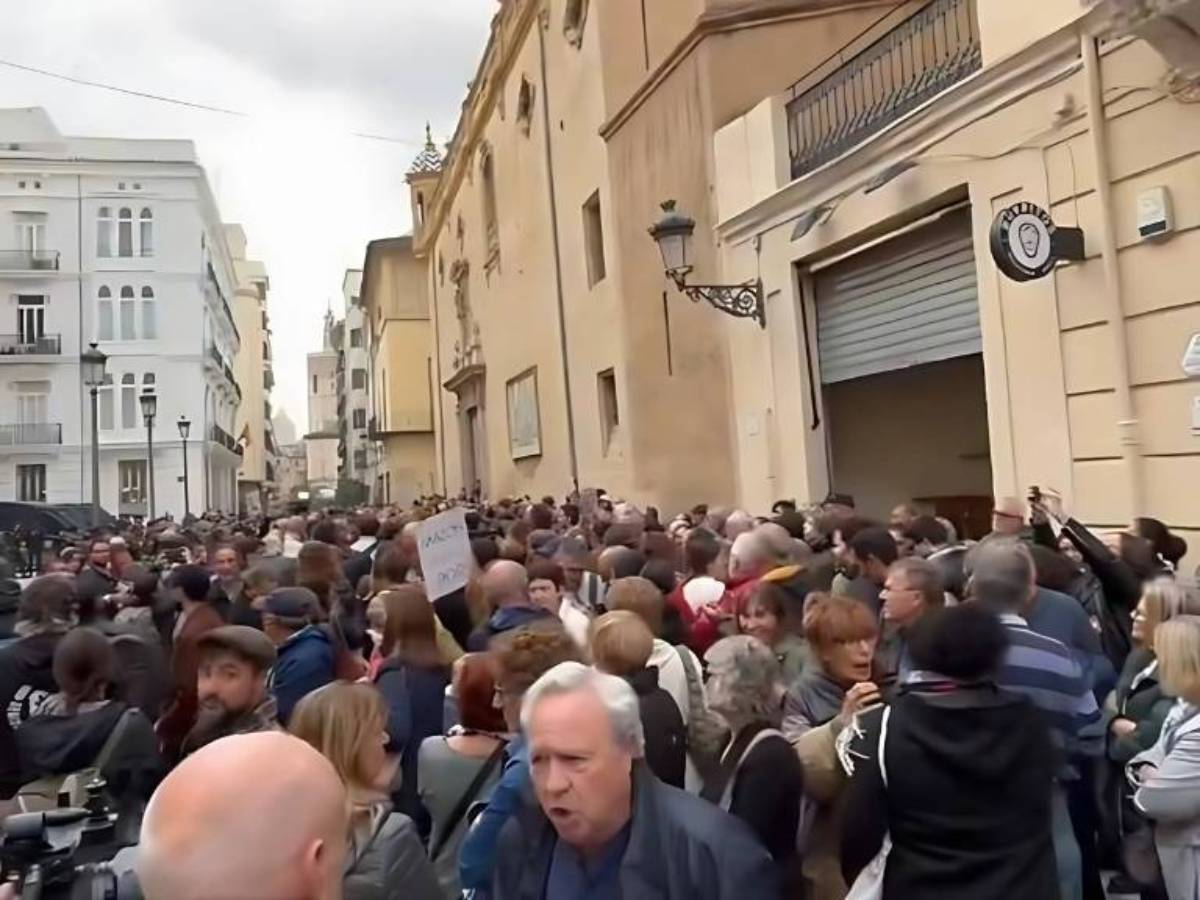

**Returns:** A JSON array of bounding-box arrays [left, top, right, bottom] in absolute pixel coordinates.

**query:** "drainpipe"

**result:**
[[537, 8, 581, 495], [1082, 34, 1143, 514]]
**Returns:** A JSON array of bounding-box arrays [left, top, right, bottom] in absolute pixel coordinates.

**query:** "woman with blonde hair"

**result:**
[[290, 683, 441, 900], [1129, 615, 1200, 899]]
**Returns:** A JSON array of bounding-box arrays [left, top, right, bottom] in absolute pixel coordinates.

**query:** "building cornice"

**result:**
[[598, 0, 898, 141]]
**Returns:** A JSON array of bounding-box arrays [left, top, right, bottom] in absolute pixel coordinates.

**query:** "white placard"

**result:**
[[417, 507, 472, 600]]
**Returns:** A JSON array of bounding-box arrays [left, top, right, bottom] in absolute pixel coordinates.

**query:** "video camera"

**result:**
[[1, 779, 139, 899]]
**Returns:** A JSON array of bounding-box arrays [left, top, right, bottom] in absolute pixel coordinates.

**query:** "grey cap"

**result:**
[[198, 625, 277, 671]]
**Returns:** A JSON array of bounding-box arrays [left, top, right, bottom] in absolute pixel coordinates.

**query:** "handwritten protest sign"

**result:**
[[417, 507, 472, 600]]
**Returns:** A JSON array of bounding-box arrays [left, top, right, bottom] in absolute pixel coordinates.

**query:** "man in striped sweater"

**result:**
[[967, 539, 1103, 900]]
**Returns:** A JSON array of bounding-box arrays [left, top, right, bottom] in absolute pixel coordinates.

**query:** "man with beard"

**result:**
[[179, 626, 278, 758]]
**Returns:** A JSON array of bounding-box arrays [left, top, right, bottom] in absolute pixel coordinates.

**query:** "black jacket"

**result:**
[[493, 763, 778, 900], [841, 684, 1058, 900], [727, 730, 803, 890], [626, 667, 686, 789], [15, 701, 164, 803], [75, 565, 117, 608], [1109, 647, 1173, 764], [0, 631, 63, 797]]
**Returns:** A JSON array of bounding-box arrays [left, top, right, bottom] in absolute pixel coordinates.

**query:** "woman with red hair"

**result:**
[[418, 653, 508, 898]]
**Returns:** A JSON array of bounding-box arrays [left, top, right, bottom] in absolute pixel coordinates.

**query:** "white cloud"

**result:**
[[0, 0, 493, 430]]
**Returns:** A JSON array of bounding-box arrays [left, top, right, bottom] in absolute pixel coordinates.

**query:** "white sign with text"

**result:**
[[417, 507, 472, 600]]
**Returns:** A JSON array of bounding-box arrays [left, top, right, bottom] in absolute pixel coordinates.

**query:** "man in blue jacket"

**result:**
[[262, 588, 334, 724], [466, 561, 556, 652], [493, 661, 777, 900]]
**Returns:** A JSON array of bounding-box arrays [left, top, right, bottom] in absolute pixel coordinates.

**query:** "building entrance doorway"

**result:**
[[814, 206, 993, 538]]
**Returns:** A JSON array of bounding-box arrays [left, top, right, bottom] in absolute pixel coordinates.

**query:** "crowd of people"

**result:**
[[0, 488, 1195, 899]]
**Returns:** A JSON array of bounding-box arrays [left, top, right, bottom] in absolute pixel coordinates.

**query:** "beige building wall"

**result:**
[[415, 0, 904, 511], [714, 6, 1200, 568], [360, 236, 436, 505], [226, 224, 274, 512]]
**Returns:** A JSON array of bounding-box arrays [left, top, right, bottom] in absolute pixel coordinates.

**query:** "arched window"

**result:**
[[141, 286, 157, 339], [98, 375, 115, 431], [139, 208, 154, 257], [119, 286, 137, 340], [118, 208, 133, 257], [97, 286, 114, 342], [564, 0, 589, 46], [120, 373, 137, 429], [480, 147, 499, 254], [416, 193, 426, 228], [97, 207, 113, 258]]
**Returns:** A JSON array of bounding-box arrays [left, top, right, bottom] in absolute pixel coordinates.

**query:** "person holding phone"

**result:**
[[781, 593, 880, 900]]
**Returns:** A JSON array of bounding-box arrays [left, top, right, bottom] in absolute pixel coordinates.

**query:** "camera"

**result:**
[[1, 780, 139, 899]]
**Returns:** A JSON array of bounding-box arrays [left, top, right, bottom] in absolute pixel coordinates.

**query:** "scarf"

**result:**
[[789, 664, 845, 727]]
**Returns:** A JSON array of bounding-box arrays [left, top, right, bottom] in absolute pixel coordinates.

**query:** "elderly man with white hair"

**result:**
[[494, 662, 776, 900]]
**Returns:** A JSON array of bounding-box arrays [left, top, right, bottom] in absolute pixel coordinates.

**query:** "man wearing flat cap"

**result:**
[[180, 625, 280, 758], [261, 587, 335, 725]]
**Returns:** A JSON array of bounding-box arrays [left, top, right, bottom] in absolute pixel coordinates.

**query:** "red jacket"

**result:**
[[720, 573, 763, 621], [667, 578, 728, 655]]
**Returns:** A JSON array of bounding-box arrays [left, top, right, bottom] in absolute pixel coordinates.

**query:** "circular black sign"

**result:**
[[990, 202, 1056, 282]]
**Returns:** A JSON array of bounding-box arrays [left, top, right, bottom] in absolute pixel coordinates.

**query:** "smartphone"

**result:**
[[1028, 485, 1042, 505]]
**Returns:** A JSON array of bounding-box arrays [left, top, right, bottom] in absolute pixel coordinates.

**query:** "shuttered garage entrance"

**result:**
[[813, 206, 994, 537], [815, 207, 980, 384]]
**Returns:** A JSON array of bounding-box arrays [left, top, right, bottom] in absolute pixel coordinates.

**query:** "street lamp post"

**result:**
[[80, 343, 108, 528], [648, 200, 766, 328], [139, 390, 158, 521], [178, 416, 192, 520]]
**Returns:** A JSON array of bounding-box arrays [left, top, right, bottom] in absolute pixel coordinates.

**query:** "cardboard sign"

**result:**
[[417, 507, 472, 600]]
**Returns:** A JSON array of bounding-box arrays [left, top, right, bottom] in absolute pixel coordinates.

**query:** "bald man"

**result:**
[[467, 560, 557, 651], [138, 732, 348, 900]]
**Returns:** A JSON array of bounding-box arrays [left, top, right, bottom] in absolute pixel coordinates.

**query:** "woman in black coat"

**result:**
[[702, 634, 804, 897], [841, 605, 1058, 900]]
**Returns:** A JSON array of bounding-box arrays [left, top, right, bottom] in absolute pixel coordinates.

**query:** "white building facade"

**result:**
[[0, 108, 241, 517], [339, 269, 373, 492]]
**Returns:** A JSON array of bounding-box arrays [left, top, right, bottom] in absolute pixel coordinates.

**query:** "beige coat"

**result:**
[[794, 715, 850, 900]]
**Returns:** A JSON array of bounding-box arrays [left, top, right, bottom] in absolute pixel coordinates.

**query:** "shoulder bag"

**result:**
[[429, 739, 507, 861]]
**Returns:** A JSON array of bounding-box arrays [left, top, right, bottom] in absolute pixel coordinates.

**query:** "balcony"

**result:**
[[785, 0, 981, 180], [0, 250, 60, 272], [210, 423, 244, 456], [0, 334, 61, 356], [0, 423, 62, 445]]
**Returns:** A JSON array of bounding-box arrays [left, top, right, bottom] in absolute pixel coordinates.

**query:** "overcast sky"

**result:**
[[0, 0, 494, 431]]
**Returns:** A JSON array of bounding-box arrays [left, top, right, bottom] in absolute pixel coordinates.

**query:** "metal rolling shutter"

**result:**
[[815, 208, 980, 384]]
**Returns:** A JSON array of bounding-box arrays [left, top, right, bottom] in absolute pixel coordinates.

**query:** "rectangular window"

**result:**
[[351, 369, 367, 390], [119, 297, 136, 341], [16, 464, 46, 502], [140, 219, 153, 257], [582, 191, 606, 286], [121, 383, 137, 429], [118, 218, 133, 258], [350, 328, 363, 348], [98, 298, 114, 342], [118, 460, 147, 511], [17, 296, 45, 345], [99, 386, 114, 431], [97, 217, 112, 258], [598, 368, 619, 455], [352, 408, 367, 429], [353, 449, 367, 470], [15, 383, 49, 425], [142, 297, 157, 339], [312, 375, 318, 394]]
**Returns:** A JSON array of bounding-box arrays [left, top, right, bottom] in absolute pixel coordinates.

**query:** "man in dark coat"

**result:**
[[467, 560, 556, 652], [493, 661, 776, 900], [0, 575, 73, 797], [74, 538, 117, 615]]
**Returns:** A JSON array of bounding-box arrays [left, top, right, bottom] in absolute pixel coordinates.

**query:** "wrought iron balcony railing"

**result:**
[[0, 334, 61, 356], [0, 423, 62, 445], [785, 0, 981, 180], [0, 250, 60, 271]]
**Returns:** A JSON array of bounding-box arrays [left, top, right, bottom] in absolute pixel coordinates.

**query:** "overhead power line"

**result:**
[[0, 56, 426, 147]]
